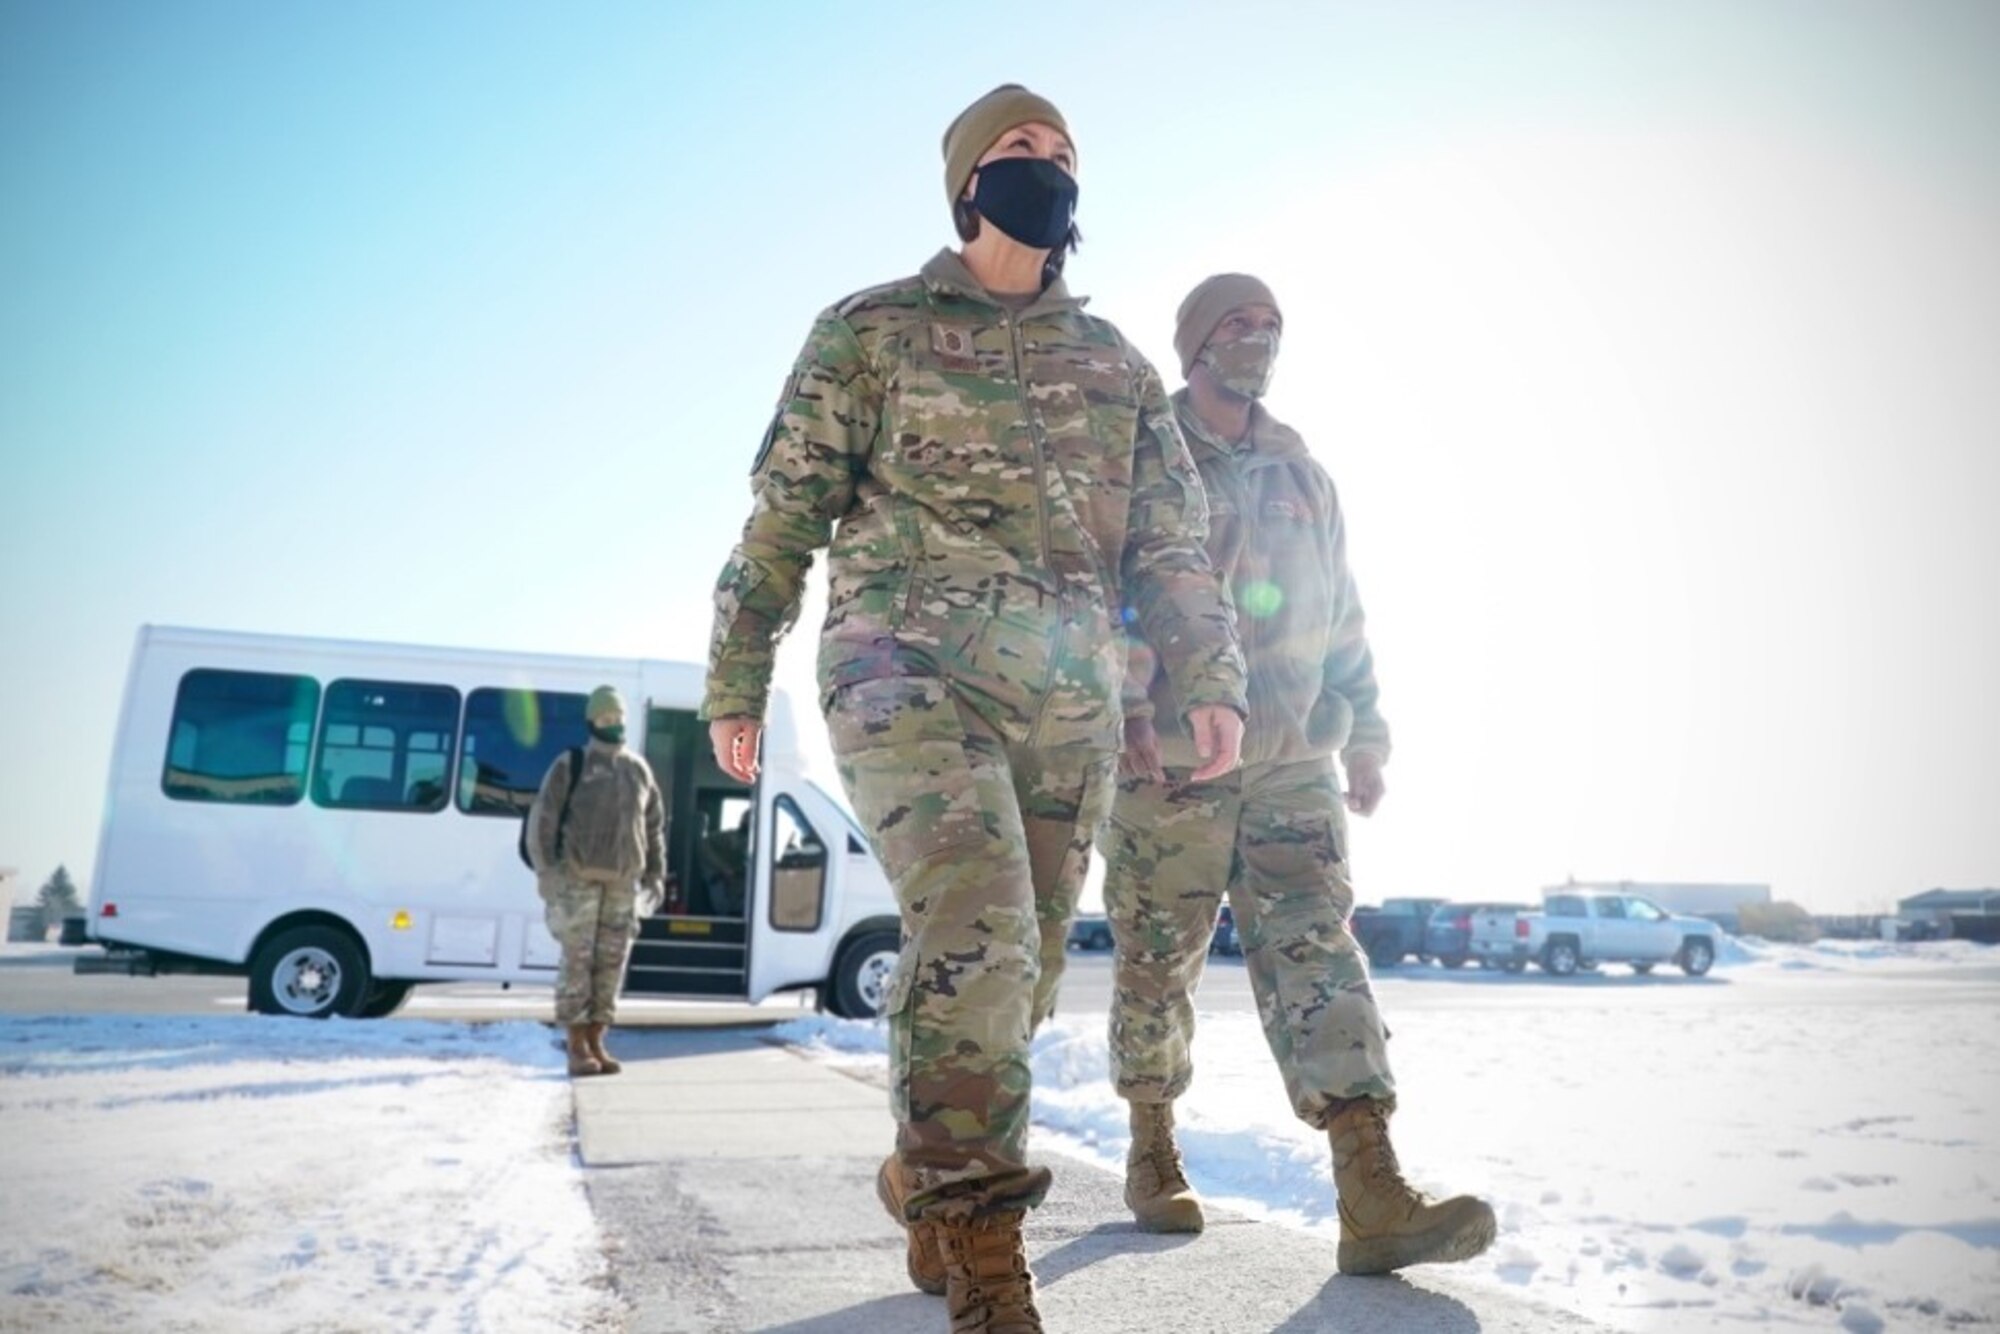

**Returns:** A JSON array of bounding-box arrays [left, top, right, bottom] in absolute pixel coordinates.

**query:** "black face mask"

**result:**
[[972, 157, 1079, 251], [589, 723, 625, 745]]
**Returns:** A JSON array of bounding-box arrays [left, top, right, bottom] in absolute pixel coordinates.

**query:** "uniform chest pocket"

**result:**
[[882, 326, 1025, 502], [1075, 375, 1140, 450]]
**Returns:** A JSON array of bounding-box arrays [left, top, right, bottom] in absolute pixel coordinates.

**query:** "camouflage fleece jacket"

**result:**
[[1124, 392, 1389, 771], [703, 250, 1246, 750], [529, 739, 666, 887]]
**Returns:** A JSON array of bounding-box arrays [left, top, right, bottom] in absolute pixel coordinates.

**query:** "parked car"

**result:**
[[1350, 897, 1446, 968], [1067, 913, 1113, 951], [1423, 902, 1529, 969], [1486, 891, 1720, 977], [1210, 903, 1240, 957], [1468, 905, 1532, 971]]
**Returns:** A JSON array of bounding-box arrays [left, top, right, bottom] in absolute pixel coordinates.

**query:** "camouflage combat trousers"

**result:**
[[828, 675, 1116, 1222], [541, 875, 640, 1025], [1100, 755, 1395, 1128]]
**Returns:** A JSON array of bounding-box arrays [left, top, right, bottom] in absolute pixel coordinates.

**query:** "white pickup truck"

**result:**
[[1468, 891, 1720, 977]]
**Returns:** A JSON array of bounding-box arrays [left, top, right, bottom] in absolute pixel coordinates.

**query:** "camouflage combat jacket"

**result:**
[[1125, 392, 1389, 770], [703, 249, 1246, 750]]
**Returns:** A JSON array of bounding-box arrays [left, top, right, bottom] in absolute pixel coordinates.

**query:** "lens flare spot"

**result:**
[[505, 690, 542, 747], [1241, 580, 1284, 618]]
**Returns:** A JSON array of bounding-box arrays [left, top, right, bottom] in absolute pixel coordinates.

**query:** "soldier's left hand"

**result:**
[[1186, 705, 1244, 782], [1119, 716, 1166, 783], [1345, 753, 1387, 816]]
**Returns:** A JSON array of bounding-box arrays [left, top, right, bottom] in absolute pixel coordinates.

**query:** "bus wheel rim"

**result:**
[[855, 950, 897, 1013], [275, 946, 341, 1015]]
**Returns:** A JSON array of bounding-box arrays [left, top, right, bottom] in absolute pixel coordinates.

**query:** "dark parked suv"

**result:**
[[1423, 901, 1529, 969], [1350, 897, 1446, 967], [1067, 913, 1114, 951]]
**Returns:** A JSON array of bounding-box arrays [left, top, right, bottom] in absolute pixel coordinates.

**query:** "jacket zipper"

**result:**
[[1007, 312, 1064, 743], [1220, 452, 1264, 746]]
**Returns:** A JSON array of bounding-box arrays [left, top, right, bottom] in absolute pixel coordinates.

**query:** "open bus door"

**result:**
[[625, 705, 753, 999]]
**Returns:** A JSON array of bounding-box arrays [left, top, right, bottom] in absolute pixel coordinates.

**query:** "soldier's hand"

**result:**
[[1344, 752, 1386, 816], [710, 718, 762, 784], [1119, 716, 1166, 783], [1186, 705, 1244, 783]]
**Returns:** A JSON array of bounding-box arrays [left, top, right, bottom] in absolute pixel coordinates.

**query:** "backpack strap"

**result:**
[[552, 746, 585, 859]]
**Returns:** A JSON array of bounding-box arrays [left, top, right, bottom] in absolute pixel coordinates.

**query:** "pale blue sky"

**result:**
[[3, 1, 1996, 913]]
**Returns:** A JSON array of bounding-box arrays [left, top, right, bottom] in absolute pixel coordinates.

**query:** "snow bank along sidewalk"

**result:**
[[0, 1015, 615, 1333]]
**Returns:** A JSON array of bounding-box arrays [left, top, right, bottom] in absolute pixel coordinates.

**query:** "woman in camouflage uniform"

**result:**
[[702, 85, 1247, 1334]]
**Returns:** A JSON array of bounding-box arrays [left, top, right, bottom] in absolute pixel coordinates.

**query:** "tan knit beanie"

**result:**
[[941, 84, 1072, 208], [585, 685, 626, 722], [1174, 273, 1282, 377]]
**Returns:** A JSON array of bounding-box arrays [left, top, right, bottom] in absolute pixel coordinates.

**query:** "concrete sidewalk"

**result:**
[[573, 1027, 1614, 1334]]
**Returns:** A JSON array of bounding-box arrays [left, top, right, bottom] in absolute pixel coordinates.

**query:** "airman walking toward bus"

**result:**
[[1102, 275, 1497, 1274], [530, 685, 667, 1079], [703, 85, 1248, 1334]]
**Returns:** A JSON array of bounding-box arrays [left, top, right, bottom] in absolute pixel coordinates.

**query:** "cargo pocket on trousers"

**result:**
[[1244, 808, 1350, 917], [826, 676, 990, 873]]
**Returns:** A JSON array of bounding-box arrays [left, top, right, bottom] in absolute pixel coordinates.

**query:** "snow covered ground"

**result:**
[[0, 940, 1991, 1333], [779, 940, 2000, 1334], [0, 1015, 614, 1333]]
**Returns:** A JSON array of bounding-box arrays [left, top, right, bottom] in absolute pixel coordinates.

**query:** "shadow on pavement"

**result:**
[[1033, 1221, 1200, 1287], [753, 1292, 938, 1333], [1271, 1273, 1482, 1332]]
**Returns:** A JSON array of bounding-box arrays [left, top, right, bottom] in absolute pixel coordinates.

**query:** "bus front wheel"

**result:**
[[828, 930, 900, 1020], [249, 925, 371, 1019]]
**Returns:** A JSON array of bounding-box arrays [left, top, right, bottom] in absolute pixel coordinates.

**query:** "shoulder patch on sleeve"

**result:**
[[751, 368, 803, 476]]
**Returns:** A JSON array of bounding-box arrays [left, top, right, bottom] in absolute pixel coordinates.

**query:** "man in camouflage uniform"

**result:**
[[703, 86, 1246, 1333], [530, 685, 666, 1078], [1102, 275, 1496, 1275]]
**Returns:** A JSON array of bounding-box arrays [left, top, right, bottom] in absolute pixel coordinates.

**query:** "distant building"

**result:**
[[1895, 888, 2000, 943], [1548, 880, 1772, 933], [2, 866, 38, 943]]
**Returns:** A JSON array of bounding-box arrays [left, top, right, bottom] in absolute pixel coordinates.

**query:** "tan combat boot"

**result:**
[[1124, 1100, 1204, 1233], [874, 1155, 946, 1295], [1328, 1097, 1496, 1275], [565, 1025, 603, 1078], [937, 1210, 1041, 1334], [585, 1023, 622, 1075]]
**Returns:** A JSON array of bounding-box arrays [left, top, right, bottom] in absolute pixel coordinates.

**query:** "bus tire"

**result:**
[[828, 929, 900, 1020], [249, 924, 371, 1019], [357, 980, 415, 1019]]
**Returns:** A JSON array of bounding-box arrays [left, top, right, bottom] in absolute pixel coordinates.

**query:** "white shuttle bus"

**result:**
[[79, 625, 902, 1020]]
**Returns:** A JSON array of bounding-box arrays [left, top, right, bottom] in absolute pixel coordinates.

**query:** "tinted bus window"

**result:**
[[163, 669, 320, 805], [458, 688, 591, 816], [312, 680, 461, 812]]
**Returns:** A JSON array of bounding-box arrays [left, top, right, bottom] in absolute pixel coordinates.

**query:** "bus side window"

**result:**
[[311, 680, 461, 813], [161, 669, 320, 805], [456, 687, 591, 816]]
